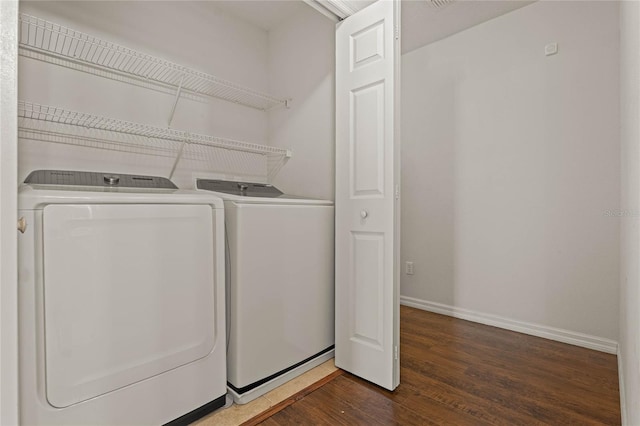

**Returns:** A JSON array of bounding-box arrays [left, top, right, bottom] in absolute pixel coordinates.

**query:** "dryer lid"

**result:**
[[41, 203, 216, 408], [24, 170, 177, 189]]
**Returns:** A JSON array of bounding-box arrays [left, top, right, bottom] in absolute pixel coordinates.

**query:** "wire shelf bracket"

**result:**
[[169, 137, 188, 180], [167, 73, 185, 128], [18, 13, 290, 112]]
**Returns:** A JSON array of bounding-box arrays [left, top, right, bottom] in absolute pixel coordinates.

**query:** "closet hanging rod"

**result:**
[[18, 13, 290, 111]]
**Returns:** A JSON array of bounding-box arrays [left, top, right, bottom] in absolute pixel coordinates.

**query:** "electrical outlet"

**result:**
[[405, 261, 414, 275]]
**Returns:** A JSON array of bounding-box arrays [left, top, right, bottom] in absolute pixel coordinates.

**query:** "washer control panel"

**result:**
[[197, 179, 284, 198], [24, 170, 177, 189]]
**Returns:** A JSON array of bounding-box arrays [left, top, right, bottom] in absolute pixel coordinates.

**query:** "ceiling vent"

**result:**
[[426, 0, 454, 9]]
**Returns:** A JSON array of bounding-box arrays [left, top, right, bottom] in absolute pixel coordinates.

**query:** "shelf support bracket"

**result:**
[[169, 135, 189, 180], [167, 73, 185, 128]]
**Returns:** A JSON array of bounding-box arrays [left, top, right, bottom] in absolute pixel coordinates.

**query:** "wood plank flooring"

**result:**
[[258, 306, 620, 425]]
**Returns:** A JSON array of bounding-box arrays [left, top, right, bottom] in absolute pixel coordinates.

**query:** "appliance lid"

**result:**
[[195, 179, 333, 205], [41, 203, 216, 408], [197, 179, 284, 198], [24, 170, 177, 190]]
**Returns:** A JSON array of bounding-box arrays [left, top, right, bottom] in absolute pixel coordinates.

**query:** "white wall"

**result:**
[[18, 1, 271, 187], [267, 4, 335, 200], [401, 1, 620, 343], [619, 0, 640, 422]]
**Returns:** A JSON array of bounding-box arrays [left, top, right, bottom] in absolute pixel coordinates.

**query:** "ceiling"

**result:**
[[401, 0, 534, 53], [212, 0, 535, 53]]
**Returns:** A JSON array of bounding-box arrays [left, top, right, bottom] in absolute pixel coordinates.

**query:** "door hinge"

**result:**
[[394, 25, 399, 40], [394, 345, 399, 360], [395, 184, 400, 200]]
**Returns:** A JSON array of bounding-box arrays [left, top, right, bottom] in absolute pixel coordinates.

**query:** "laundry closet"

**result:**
[[5, 0, 633, 424], [15, 1, 346, 424]]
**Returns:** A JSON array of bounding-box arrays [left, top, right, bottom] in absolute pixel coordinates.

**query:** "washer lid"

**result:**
[[196, 179, 334, 205], [197, 179, 283, 198]]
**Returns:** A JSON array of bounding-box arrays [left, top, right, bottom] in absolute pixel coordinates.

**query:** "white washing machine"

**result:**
[[18, 170, 227, 425], [196, 179, 335, 404]]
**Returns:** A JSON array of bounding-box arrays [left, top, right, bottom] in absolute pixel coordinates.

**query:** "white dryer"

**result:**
[[196, 179, 334, 404], [18, 170, 227, 425]]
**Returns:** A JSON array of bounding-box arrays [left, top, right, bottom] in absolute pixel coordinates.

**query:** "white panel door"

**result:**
[[335, 0, 400, 390]]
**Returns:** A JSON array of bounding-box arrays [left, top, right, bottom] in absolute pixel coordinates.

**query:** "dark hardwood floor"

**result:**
[[259, 305, 620, 425]]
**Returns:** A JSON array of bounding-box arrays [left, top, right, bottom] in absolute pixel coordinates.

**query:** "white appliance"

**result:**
[[18, 170, 227, 425], [196, 179, 335, 404]]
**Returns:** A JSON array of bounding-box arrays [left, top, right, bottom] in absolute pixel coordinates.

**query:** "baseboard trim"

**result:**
[[400, 296, 618, 354], [618, 345, 627, 425]]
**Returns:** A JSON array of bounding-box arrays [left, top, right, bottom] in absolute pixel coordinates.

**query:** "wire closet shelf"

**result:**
[[18, 13, 289, 111], [18, 101, 293, 181]]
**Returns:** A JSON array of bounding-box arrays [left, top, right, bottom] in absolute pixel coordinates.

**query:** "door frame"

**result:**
[[0, 0, 19, 423]]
